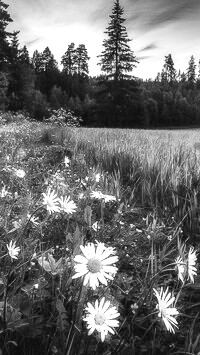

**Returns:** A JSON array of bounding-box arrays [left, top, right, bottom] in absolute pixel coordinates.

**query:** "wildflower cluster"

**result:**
[[42, 188, 77, 214]]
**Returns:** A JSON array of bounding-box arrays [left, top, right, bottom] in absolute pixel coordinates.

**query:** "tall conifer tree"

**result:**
[[98, 0, 137, 81], [61, 43, 77, 75], [76, 44, 90, 77], [163, 54, 176, 83], [187, 55, 196, 83], [96, 0, 139, 126]]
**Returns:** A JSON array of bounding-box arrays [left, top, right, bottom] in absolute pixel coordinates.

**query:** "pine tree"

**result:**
[[96, 0, 139, 126], [61, 43, 77, 75], [0, 70, 8, 109], [198, 59, 200, 79], [163, 54, 176, 83], [42, 47, 58, 71], [19, 45, 30, 65], [0, 0, 13, 70], [31, 50, 44, 73], [10, 30, 20, 62], [76, 44, 90, 77], [187, 55, 196, 83], [98, 0, 138, 81]]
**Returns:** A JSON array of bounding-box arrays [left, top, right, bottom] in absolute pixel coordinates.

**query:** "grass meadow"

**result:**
[[0, 116, 200, 354]]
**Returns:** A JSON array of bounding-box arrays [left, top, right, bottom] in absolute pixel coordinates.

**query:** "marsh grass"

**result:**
[[0, 119, 200, 355]]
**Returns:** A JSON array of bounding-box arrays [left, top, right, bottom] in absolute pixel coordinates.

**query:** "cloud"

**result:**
[[127, 0, 200, 30], [137, 55, 153, 61], [139, 43, 157, 52], [25, 38, 41, 46]]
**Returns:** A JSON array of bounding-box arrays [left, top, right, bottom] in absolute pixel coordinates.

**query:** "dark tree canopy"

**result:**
[[61, 43, 90, 77], [0, 0, 13, 69]]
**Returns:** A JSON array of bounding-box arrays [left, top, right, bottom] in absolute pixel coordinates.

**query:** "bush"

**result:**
[[0, 111, 30, 124], [45, 107, 83, 127]]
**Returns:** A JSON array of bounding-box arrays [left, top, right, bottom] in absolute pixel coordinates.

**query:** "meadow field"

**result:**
[[0, 116, 200, 354]]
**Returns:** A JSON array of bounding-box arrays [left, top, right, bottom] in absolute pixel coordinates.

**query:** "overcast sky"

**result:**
[[6, 0, 200, 79]]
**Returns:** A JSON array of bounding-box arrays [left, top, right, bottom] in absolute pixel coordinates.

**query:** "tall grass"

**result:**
[[66, 127, 200, 236]]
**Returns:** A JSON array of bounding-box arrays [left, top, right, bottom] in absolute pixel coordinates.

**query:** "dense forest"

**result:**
[[1, 0, 200, 127]]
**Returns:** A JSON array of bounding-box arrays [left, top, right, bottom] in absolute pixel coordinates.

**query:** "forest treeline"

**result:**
[[1, 0, 200, 128]]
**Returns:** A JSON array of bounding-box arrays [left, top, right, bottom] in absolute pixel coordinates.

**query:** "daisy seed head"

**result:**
[[87, 258, 102, 273]]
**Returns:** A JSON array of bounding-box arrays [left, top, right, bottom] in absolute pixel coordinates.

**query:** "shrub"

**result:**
[[0, 111, 30, 124], [45, 108, 83, 127]]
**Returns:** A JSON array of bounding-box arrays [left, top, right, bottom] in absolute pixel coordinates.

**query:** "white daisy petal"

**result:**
[[86, 303, 95, 314], [72, 271, 86, 279], [104, 307, 119, 318], [74, 255, 88, 264], [105, 319, 119, 327], [101, 300, 111, 314], [101, 271, 114, 280], [74, 264, 88, 273], [101, 256, 119, 265], [102, 265, 118, 274], [88, 326, 95, 335], [95, 242, 106, 258], [93, 273, 99, 289], [80, 245, 93, 259], [102, 323, 115, 334], [100, 248, 115, 261], [96, 272, 108, 286], [83, 272, 90, 286], [98, 297, 106, 312]]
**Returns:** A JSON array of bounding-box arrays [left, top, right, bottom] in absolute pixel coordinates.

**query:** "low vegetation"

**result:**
[[0, 114, 199, 355]]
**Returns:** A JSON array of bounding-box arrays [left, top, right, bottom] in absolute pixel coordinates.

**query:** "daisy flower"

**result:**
[[95, 173, 100, 183], [187, 247, 197, 283], [27, 213, 40, 226], [7, 240, 20, 260], [0, 185, 9, 198], [72, 242, 118, 290], [59, 196, 77, 214], [64, 156, 70, 167], [42, 188, 60, 214], [90, 191, 116, 203], [153, 287, 179, 333], [83, 297, 120, 342], [90, 191, 103, 200], [102, 194, 116, 203], [92, 221, 100, 232], [15, 169, 26, 178], [175, 247, 197, 284]]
